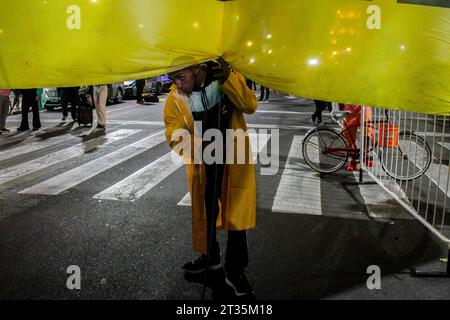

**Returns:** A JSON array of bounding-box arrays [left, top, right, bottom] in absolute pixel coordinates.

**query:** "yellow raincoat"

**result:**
[[164, 70, 257, 254]]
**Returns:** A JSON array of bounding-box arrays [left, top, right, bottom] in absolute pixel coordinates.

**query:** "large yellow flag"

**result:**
[[0, 0, 449, 115]]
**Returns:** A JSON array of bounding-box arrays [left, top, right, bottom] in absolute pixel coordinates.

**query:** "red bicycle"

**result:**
[[302, 110, 431, 181]]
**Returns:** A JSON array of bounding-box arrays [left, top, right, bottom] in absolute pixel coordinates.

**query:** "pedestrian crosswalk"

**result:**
[[272, 135, 322, 215], [0, 129, 139, 186], [0, 134, 77, 162], [93, 151, 183, 202], [177, 131, 271, 207], [0, 127, 447, 222], [20, 130, 165, 196]]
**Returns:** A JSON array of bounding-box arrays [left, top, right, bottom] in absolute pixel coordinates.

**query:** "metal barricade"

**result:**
[[360, 107, 449, 276]]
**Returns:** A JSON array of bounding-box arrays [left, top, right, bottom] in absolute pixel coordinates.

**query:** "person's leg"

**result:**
[[224, 229, 253, 296], [0, 96, 9, 130], [345, 113, 361, 149], [19, 99, 30, 130], [92, 87, 99, 111], [136, 79, 145, 103], [265, 87, 270, 101], [313, 100, 328, 124], [245, 78, 253, 90], [70, 88, 79, 120], [60, 90, 69, 120], [183, 163, 224, 273], [31, 99, 41, 130], [225, 230, 248, 277], [96, 85, 107, 127], [312, 100, 322, 124], [341, 113, 360, 171], [204, 163, 225, 260], [259, 86, 265, 101]]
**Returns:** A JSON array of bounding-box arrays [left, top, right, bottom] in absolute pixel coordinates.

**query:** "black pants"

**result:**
[[245, 79, 256, 91], [204, 163, 248, 276], [60, 87, 80, 119], [260, 86, 270, 101], [136, 79, 145, 102], [312, 100, 332, 121], [20, 93, 41, 130]]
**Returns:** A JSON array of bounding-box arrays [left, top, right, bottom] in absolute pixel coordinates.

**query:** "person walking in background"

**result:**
[[0, 89, 10, 133], [93, 84, 108, 129], [59, 86, 80, 121], [17, 88, 42, 131], [311, 99, 332, 125], [259, 85, 270, 103], [136, 79, 145, 104]]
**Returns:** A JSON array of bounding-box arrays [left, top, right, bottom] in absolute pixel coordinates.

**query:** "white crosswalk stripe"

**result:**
[[177, 132, 272, 207], [0, 131, 33, 146], [20, 130, 165, 196], [93, 151, 183, 202], [0, 129, 139, 186], [272, 135, 322, 215], [0, 134, 77, 162], [424, 161, 450, 198], [178, 193, 191, 207], [394, 141, 450, 198], [269, 135, 411, 219], [438, 142, 450, 151]]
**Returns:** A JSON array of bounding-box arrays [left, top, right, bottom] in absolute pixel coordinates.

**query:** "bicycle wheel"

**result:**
[[379, 131, 431, 181], [302, 128, 349, 174]]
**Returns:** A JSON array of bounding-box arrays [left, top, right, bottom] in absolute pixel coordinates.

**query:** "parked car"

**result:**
[[42, 87, 60, 111], [41, 83, 124, 111], [107, 83, 125, 104], [124, 77, 162, 101], [160, 74, 173, 93]]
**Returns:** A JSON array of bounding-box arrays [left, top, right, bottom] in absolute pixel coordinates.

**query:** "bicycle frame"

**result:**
[[313, 117, 374, 162]]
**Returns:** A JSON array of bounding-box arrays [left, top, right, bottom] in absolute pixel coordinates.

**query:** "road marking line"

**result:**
[[93, 151, 182, 202], [438, 142, 450, 151], [0, 134, 77, 161], [178, 132, 271, 207], [20, 131, 165, 196], [0, 129, 140, 186], [272, 135, 322, 215]]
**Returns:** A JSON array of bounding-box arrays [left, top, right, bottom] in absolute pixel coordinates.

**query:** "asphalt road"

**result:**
[[0, 92, 449, 300]]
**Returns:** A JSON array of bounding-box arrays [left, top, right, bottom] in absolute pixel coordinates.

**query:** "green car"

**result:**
[[41, 87, 60, 111]]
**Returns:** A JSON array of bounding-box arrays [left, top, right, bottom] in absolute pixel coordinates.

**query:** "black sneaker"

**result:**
[[225, 274, 254, 297], [0, 128, 10, 132], [183, 254, 222, 274]]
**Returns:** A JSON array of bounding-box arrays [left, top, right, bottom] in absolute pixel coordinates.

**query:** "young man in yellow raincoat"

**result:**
[[164, 58, 257, 296]]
